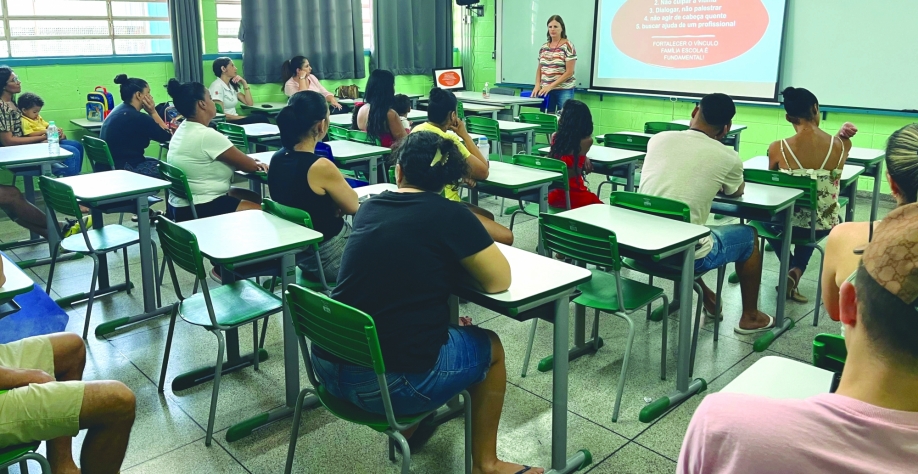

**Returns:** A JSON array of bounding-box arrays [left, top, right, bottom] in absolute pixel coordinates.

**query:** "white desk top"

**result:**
[[248, 151, 274, 163], [671, 119, 747, 133], [329, 109, 427, 127], [557, 204, 710, 256], [0, 255, 35, 301], [55, 170, 169, 202], [847, 147, 885, 164], [240, 123, 280, 137], [327, 140, 392, 161], [537, 146, 645, 164], [481, 160, 560, 188], [721, 356, 833, 399], [70, 118, 103, 129], [497, 120, 539, 132], [714, 182, 803, 211], [453, 91, 545, 107], [744, 156, 864, 182], [463, 103, 504, 113], [356, 183, 397, 202], [0, 143, 73, 167], [241, 101, 288, 110]]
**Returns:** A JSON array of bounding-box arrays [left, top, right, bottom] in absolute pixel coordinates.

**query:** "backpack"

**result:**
[[335, 85, 360, 100], [85, 86, 114, 121]]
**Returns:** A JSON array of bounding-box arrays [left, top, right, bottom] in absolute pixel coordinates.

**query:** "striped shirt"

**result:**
[[539, 41, 577, 89]]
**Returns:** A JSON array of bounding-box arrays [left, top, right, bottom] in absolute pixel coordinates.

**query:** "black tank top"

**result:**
[[267, 149, 344, 242]]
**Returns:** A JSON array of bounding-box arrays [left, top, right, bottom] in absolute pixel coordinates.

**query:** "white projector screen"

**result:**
[[591, 0, 788, 100]]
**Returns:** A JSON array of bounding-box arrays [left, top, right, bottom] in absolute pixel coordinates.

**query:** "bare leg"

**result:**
[[470, 330, 543, 474], [0, 185, 48, 237], [78, 380, 136, 474], [735, 228, 772, 330], [45, 333, 86, 474]]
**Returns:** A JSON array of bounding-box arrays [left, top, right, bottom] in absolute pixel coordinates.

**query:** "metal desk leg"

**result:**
[[526, 130, 533, 155], [626, 162, 636, 192], [22, 173, 40, 241], [225, 253, 318, 442], [470, 187, 480, 206], [846, 178, 858, 223], [537, 301, 605, 373], [491, 111, 498, 120], [640, 246, 706, 423], [869, 161, 884, 224], [368, 156, 379, 185], [537, 184, 548, 255], [732, 132, 741, 152], [754, 206, 796, 351]]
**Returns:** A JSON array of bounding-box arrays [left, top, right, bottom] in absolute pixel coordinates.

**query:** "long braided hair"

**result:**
[[548, 100, 593, 178]]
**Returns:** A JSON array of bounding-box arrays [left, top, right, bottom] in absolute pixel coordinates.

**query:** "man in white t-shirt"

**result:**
[[678, 203, 918, 474], [639, 93, 773, 333]]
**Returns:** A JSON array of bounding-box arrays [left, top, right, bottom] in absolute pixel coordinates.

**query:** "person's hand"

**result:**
[[141, 94, 157, 113], [23, 369, 54, 385], [532, 86, 541, 97], [462, 177, 477, 188], [450, 116, 468, 136], [297, 69, 308, 80], [537, 85, 554, 97], [583, 158, 593, 174], [58, 129, 66, 140], [330, 98, 342, 110], [254, 161, 269, 173], [232, 76, 248, 87], [839, 122, 858, 139]]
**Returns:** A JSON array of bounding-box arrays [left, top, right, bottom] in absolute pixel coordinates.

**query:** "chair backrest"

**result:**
[[348, 129, 379, 146], [603, 133, 650, 152], [813, 333, 847, 373], [215, 102, 224, 114], [216, 122, 249, 151], [466, 116, 500, 144], [156, 217, 207, 280], [539, 213, 621, 272], [519, 112, 559, 135], [456, 101, 466, 122], [262, 199, 333, 290], [643, 122, 689, 134], [490, 87, 515, 96], [82, 135, 116, 171], [157, 161, 196, 207], [511, 154, 568, 191], [743, 169, 818, 210], [328, 125, 350, 141], [608, 191, 691, 223], [38, 176, 91, 247], [315, 142, 335, 163]]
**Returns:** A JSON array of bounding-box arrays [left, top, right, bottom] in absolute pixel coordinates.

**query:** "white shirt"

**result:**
[[638, 130, 744, 258], [209, 78, 239, 115], [166, 121, 235, 207]]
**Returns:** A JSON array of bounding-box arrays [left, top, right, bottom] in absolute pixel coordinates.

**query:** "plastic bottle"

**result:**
[[47, 121, 60, 155], [483, 82, 490, 99], [477, 137, 490, 160]]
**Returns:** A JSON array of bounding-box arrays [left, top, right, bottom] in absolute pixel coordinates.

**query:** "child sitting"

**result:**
[[18, 92, 84, 177], [547, 99, 602, 209], [393, 94, 412, 132]]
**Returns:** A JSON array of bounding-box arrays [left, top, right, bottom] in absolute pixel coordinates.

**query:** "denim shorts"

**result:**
[[311, 325, 492, 416], [694, 224, 755, 273]]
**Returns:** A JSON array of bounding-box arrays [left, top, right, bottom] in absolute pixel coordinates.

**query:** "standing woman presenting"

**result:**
[[532, 15, 577, 113]]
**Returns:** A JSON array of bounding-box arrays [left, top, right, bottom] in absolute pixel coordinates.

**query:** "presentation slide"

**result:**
[[591, 0, 788, 100]]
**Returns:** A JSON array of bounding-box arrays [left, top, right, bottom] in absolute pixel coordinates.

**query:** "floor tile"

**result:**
[[587, 442, 677, 473], [122, 439, 249, 473]]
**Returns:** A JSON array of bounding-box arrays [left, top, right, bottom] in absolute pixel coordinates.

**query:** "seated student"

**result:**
[[281, 55, 342, 110], [353, 69, 407, 147], [18, 92, 85, 177], [320, 132, 542, 474], [639, 93, 773, 333], [678, 203, 918, 474], [547, 99, 602, 209], [392, 93, 412, 132], [164, 79, 266, 222], [269, 91, 359, 282], [411, 87, 513, 245], [764, 87, 858, 303], [208, 57, 270, 125], [0, 67, 83, 177], [0, 331, 136, 474], [823, 123, 918, 323], [100, 74, 173, 176]]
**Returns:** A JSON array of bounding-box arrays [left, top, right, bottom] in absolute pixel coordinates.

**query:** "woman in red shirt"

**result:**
[[548, 100, 602, 209]]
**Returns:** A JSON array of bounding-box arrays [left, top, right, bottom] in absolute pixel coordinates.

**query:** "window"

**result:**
[[361, 0, 372, 51], [215, 0, 241, 53], [0, 0, 170, 58]]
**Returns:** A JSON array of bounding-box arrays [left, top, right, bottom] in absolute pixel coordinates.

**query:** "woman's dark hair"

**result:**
[[280, 55, 308, 92], [212, 57, 239, 92], [362, 69, 396, 140], [546, 15, 568, 42], [17, 92, 43, 111], [392, 132, 469, 192], [0, 66, 14, 95], [549, 100, 593, 177], [885, 123, 918, 204], [781, 87, 819, 123], [393, 94, 411, 116], [426, 88, 458, 124], [113, 74, 149, 103], [276, 91, 329, 150], [166, 79, 208, 119]]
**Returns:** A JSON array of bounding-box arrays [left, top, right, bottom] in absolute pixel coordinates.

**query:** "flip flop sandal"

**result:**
[[515, 466, 535, 474], [734, 314, 776, 335], [702, 306, 724, 322]]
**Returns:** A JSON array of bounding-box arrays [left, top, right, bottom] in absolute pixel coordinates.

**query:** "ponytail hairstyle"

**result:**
[[426, 87, 458, 124], [885, 123, 918, 204], [279, 55, 308, 92], [113, 74, 149, 103], [212, 57, 239, 92], [276, 91, 329, 150], [363, 69, 396, 140], [392, 132, 469, 192], [781, 87, 819, 123], [549, 99, 593, 178], [166, 79, 208, 119], [546, 15, 568, 42]]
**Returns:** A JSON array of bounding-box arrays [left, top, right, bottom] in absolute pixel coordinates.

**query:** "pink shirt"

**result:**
[[678, 392, 918, 474], [284, 74, 332, 98]]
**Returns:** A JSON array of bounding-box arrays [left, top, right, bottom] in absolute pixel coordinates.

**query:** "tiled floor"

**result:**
[[6, 173, 893, 474]]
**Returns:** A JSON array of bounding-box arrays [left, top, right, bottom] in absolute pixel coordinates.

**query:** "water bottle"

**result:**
[[477, 137, 490, 160], [483, 82, 490, 99], [47, 121, 60, 155]]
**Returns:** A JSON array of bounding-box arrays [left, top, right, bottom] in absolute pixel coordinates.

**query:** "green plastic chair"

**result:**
[[596, 133, 651, 196], [283, 285, 472, 474], [348, 130, 381, 146], [519, 112, 559, 145], [0, 392, 51, 474], [261, 199, 335, 293], [216, 122, 249, 152], [39, 176, 154, 340], [456, 101, 466, 122], [215, 102, 224, 114], [608, 191, 726, 378], [522, 214, 668, 421], [156, 161, 197, 288], [156, 217, 283, 446], [328, 125, 350, 141], [743, 169, 824, 326], [506, 155, 570, 231], [466, 116, 503, 161], [643, 121, 689, 134], [813, 333, 847, 373], [83, 136, 164, 225]]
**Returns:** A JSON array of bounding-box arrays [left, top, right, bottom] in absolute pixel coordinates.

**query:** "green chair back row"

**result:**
[[539, 213, 622, 272], [466, 116, 500, 145], [156, 217, 208, 281], [158, 161, 197, 217], [82, 136, 116, 170], [603, 133, 650, 152], [328, 125, 350, 141], [456, 101, 466, 122], [348, 130, 381, 146], [643, 121, 689, 134], [511, 154, 569, 192], [743, 169, 819, 211], [216, 122, 249, 152], [519, 112, 559, 136], [607, 191, 691, 223]]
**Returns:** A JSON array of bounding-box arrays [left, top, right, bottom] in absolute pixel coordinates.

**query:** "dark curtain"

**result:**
[[240, 0, 366, 84], [168, 0, 204, 83], [372, 0, 453, 75]]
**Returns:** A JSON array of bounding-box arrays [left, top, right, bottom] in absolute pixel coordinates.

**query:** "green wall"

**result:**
[[469, 0, 912, 194]]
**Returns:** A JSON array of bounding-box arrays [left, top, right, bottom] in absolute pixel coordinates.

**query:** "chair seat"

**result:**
[[61, 225, 139, 253], [749, 221, 826, 246], [315, 384, 429, 433], [837, 196, 849, 208], [574, 268, 665, 313], [179, 280, 282, 328], [0, 441, 40, 465]]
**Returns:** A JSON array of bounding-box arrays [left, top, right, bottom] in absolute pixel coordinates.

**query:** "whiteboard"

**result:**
[[496, 0, 595, 89]]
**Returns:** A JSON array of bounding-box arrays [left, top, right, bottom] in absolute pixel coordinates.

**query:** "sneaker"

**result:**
[[210, 267, 223, 284], [61, 217, 92, 238]]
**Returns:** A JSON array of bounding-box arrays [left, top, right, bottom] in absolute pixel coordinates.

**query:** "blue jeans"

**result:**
[[694, 224, 756, 273], [312, 325, 492, 416], [123, 158, 161, 178], [547, 88, 575, 113], [56, 140, 84, 177], [763, 224, 830, 273]]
